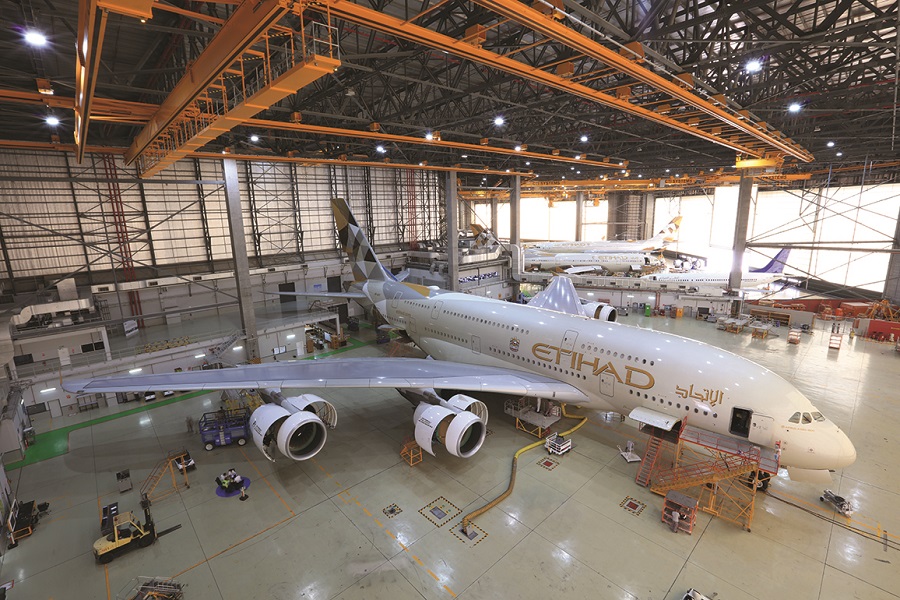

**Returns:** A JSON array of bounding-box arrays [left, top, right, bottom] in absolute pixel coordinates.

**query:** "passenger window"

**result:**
[[811, 412, 826, 422], [801, 413, 812, 424], [789, 412, 801, 424]]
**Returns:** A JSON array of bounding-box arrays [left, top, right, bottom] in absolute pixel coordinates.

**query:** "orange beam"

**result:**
[[75, 0, 108, 162], [125, 0, 291, 165], [190, 151, 531, 176], [469, 0, 813, 162], [245, 118, 620, 168]]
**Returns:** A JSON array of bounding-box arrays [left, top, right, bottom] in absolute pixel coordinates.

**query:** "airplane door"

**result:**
[[749, 413, 775, 446], [600, 372, 615, 397], [561, 330, 579, 352], [431, 301, 443, 320], [471, 335, 481, 354], [407, 316, 417, 334], [391, 292, 402, 309]]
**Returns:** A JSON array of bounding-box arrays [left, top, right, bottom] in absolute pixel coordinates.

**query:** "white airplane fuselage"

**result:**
[[526, 252, 663, 273], [530, 239, 665, 254], [642, 271, 781, 288], [362, 279, 855, 473]]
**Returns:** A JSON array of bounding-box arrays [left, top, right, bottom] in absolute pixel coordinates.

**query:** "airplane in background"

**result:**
[[642, 248, 791, 289], [524, 250, 664, 275], [528, 215, 682, 254], [64, 204, 853, 487]]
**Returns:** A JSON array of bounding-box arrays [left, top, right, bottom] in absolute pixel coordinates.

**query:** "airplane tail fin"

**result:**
[[643, 215, 682, 248], [331, 197, 391, 283], [750, 248, 791, 274]]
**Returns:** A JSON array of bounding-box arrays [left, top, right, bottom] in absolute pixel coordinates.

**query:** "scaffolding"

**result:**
[[117, 577, 184, 600], [141, 449, 191, 503]]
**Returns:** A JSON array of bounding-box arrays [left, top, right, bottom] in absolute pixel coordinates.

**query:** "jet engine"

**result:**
[[582, 301, 617, 322], [413, 394, 487, 458], [250, 391, 337, 462]]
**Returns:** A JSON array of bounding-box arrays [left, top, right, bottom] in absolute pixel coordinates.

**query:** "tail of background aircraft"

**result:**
[[750, 248, 791, 274], [644, 215, 683, 247], [332, 197, 391, 283]]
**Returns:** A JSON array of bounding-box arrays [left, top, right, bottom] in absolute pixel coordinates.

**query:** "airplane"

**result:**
[[64, 202, 853, 487], [524, 250, 665, 275], [642, 248, 791, 289], [527, 215, 682, 254]]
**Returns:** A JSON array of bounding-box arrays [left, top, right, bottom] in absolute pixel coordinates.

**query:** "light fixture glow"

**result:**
[[525, 161, 530, 166], [286, 334, 296, 339], [250, 134, 259, 142], [745, 59, 762, 73], [376, 145, 386, 154], [836, 151, 843, 157], [129, 368, 143, 374], [514, 145, 522, 152], [25, 31, 47, 47], [461, 154, 468, 158], [233, 346, 243, 351], [493, 116, 505, 126], [40, 387, 57, 394], [195, 354, 206, 359], [46, 116, 59, 126], [425, 132, 434, 140], [827, 141, 835, 147], [580, 135, 588, 142], [574, 154, 581, 160], [788, 102, 802, 113]]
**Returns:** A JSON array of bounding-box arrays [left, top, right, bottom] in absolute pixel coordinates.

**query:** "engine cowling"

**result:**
[[250, 393, 336, 462], [583, 301, 617, 322], [414, 397, 486, 458]]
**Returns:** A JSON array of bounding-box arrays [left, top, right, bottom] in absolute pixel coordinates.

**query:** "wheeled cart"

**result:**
[[544, 432, 572, 455], [199, 408, 250, 451]]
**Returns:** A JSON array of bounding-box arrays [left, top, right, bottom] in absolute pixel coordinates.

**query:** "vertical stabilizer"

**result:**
[[750, 248, 791, 274], [331, 198, 390, 282], [644, 215, 683, 248]]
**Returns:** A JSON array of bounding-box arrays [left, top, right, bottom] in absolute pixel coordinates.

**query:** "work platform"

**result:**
[[636, 420, 779, 531], [504, 398, 560, 438]]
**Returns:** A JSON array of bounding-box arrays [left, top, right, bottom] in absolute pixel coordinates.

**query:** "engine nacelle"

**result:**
[[414, 402, 486, 458], [250, 393, 335, 462], [440, 394, 489, 426], [583, 301, 617, 322]]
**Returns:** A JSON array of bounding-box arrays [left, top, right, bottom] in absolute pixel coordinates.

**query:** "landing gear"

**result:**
[[756, 471, 771, 492]]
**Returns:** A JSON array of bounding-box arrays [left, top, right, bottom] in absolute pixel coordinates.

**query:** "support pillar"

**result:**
[[491, 198, 499, 234], [575, 192, 584, 241], [223, 158, 261, 362], [510, 176, 521, 299], [446, 171, 459, 291], [728, 169, 756, 293]]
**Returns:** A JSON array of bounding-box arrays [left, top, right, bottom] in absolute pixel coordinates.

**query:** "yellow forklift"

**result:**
[[94, 494, 156, 564]]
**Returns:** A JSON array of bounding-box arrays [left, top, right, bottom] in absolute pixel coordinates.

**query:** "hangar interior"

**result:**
[[0, 0, 899, 599]]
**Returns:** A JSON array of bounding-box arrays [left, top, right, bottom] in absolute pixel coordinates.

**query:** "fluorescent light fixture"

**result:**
[[195, 353, 206, 359], [493, 116, 505, 126], [233, 346, 243, 351], [129, 368, 143, 374], [286, 334, 296, 340], [25, 31, 47, 46], [745, 59, 762, 73], [648, 296, 655, 300], [40, 387, 57, 394], [827, 141, 835, 147], [788, 102, 802, 113], [580, 135, 588, 142], [250, 134, 259, 142], [46, 116, 59, 126]]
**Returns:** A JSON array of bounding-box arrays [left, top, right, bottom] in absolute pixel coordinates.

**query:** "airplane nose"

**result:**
[[833, 429, 857, 468]]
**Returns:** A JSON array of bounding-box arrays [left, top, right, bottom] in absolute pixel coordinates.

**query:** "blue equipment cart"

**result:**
[[199, 408, 250, 451]]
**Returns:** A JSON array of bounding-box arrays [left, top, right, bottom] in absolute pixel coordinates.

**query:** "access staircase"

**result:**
[[635, 436, 663, 487], [141, 449, 191, 503], [650, 453, 758, 494]]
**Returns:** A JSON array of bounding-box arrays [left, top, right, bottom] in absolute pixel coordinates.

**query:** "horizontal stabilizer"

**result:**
[[628, 406, 680, 431], [786, 467, 834, 484]]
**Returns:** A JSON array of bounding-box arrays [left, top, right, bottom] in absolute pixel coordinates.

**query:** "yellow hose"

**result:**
[[461, 403, 589, 532]]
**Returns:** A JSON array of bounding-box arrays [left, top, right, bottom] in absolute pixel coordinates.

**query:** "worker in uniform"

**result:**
[[185, 416, 194, 433], [670, 510, 681, 533]]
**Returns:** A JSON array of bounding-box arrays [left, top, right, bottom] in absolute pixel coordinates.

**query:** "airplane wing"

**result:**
[[63, 358, 590, 404], [563, 266, 601, 275]]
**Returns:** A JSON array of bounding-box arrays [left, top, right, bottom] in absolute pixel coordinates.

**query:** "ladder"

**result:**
[[141, 449, 191, 503], [635, 436, 663, 487], [650, 454, 758, 494]]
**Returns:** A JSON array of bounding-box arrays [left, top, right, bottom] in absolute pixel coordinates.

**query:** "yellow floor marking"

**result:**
[[355, 499, 361, 506], [385, 529, 395, 539], [240, 448, 295, 516], [318, 464, 326, 471], [362, 507, 372, 517], [104, 564, 110, 600], [443, 585, 457, 597], [427, 569, 439, 581], [326, 472, 333, 478], [412, 555, 424, 566], [373, 518, 383, 528]]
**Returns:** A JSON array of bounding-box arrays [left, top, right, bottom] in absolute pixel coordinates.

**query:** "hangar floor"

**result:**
[[3, 313, 898, 600]]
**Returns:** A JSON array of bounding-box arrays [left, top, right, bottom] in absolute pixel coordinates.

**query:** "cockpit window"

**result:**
[[788, 412, 801, 423], [801, 413, 813, 424], [811, 412, 826, 422]]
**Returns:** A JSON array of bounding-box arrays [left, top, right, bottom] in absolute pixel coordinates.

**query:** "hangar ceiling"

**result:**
[[0, 0, 897, 182]]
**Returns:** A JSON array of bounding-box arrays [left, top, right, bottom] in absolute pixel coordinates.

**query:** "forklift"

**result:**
[[93, 494, 156, 564]]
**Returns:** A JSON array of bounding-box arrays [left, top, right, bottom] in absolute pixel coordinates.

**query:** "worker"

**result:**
[[670, 510, 681, 533], [185, 416, 194, 433]]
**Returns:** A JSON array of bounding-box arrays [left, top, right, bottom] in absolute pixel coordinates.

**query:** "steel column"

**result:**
[[223, 158, 260, 362], [446, 171, 459, 291], [575, 191, 585, 241], [729, 170, 756, 293]]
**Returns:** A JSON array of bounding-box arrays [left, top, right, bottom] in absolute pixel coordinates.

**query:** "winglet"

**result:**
[[331, 198, 390, 283]]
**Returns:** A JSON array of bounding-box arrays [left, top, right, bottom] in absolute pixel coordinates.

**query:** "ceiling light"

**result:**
[[665, 169, 670, 173], [580, 135, 588, 142], [25, 31, 47, 47], [621, 169, 626, 174], [574, 154, 581, 160], [709, 168, 714, 172], [129, 368, 143, 374], [745, 59, 762, 73], [514, 145, 522, 152], [195, 354, 206, 359], [618, 161, 624, 166], [836, 152, 843, 157], [827, 141, 835, 147], [562, 176, 566, 179], [233, 346, 243, 351], [286, 334, 296, 339], [250, 134, 259, 142], [40, 387, 57, 394], [376, 145, 386, 154], [788, 102, 802, 113], [425, 132, 434, 140], [461, 154, 468, 158], [570, 167, 575, 170], [675, 173, 680, 177], [493, 116, 505, 126], [505, 169, 511, 172], [419, 162, 425, 166], [638, 174, 642, 178], [46, 115, 59, 126], [525, 161, 530, 166]]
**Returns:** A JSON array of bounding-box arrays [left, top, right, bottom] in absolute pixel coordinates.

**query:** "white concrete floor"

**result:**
[[3, 313, 898, 600]]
